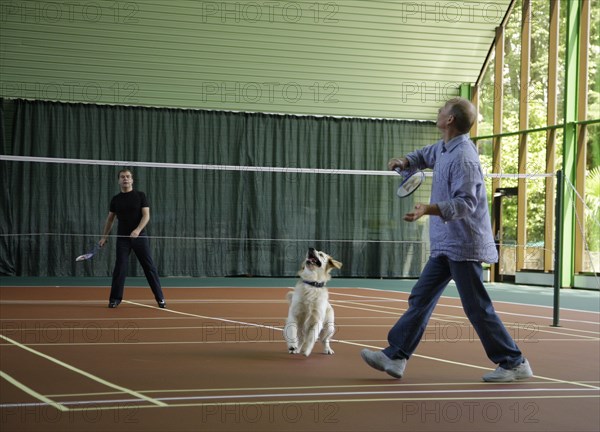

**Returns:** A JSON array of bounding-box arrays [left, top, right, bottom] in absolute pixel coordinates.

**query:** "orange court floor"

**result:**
[[0, 278, 599, 432]]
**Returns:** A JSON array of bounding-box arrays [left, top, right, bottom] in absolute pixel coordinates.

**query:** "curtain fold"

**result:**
[[0, 99, 17, 275], [2, 99, 438, 277]]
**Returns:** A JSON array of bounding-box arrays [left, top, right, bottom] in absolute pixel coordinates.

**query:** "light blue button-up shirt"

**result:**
[[405, 133, 498, 263]]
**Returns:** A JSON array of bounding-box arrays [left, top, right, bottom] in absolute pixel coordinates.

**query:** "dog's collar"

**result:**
[[302, 280, 325, 288]]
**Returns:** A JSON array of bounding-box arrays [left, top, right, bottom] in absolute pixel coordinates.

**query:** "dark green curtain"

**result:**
[[0, 99, 16, 276], [1, 99, 439, 277]]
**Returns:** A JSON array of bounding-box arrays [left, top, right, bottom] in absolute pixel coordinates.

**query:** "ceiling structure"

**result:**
[[0, 1, 513, 120]]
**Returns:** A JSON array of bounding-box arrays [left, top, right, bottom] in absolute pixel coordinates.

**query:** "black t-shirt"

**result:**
[[109, 190, 149, 236]]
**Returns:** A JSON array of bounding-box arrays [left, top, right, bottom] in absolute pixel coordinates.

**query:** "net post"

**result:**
[[552, 170, 563, 327]]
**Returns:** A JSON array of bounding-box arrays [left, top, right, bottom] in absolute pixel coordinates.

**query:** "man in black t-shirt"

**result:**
[[99, 169, 166, 309]]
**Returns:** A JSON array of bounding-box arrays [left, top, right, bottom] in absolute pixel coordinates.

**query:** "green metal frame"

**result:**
[[561, 0, 581, 287], [459, 83, 472, 100], [472, 120, 600, 142], [472, 0, 598, 288]]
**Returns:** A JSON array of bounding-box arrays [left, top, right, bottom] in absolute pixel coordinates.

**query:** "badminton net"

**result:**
[[1, 155, 597, 286]]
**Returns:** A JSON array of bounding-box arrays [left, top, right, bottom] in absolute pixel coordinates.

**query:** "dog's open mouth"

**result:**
[[306, 248, 321, 267]]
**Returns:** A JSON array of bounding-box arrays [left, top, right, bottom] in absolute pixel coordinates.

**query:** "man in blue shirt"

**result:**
[[361, 98, 533, 382]]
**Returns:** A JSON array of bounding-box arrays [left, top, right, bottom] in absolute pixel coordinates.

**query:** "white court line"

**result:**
[[345, 287, 600, 315], [3, 289, 597, 409], [0, 316, 213, 321], [0, 300, 595, 341], [1, 283, 598, 314], [412, 352, 600, 390], [2, 292, 598, 324], [0, 299, 288, 308], [3, 394, 599, 413], [330, 291, 600, 330], [0, 370, 69, 412], [47, 379, 600, 398], [2, 389, 598, 412], [4, 324, 597, 335], [0, 334, 167, 407], [2, 290, 599, 413], [333, 303, 461, 324], [334, 302, 600, 339], [331, 289, 600, 390], [3, 386, 598, 409], [332, 301, 600, 339], [123, 299, 600, 391], [4, 337, 600, 348], [122, 300, 280, 330], [111, 386, 600, 403], [330, 291, 600, 325]]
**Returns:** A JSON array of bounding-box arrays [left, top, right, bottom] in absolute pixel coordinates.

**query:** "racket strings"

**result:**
[[396, 170, 425, 198]]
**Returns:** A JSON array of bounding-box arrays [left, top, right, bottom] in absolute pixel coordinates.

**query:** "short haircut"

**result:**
[[446, 97, 477, 134], [117, 168, 133, 178]]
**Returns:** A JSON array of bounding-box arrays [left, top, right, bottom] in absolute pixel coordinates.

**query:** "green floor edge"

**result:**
[[1, 276, 599, 313]]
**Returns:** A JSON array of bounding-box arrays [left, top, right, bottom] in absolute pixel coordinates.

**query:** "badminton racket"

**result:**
[[394, 167, 425, 198], [75, 244, 100, 262]]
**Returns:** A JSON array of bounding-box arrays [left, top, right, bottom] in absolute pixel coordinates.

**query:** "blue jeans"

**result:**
[[109, 235, 164, 303], [383, 256, 523, 369]]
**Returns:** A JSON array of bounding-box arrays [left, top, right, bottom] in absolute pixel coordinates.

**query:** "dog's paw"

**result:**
[[288, 346, 298, 354], [323, 348, 335, 355]]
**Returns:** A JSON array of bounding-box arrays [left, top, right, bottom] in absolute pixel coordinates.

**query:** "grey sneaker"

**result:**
[[482, 359, 533, 382], [360, 349, 407, 379]]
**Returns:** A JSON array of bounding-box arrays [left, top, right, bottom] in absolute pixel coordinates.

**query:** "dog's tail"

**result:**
[[286, 291, 294, 303]]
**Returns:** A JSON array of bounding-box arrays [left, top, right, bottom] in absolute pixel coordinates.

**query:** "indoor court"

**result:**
[[1, 278, 599, 432], [1, 1, 599, 432]]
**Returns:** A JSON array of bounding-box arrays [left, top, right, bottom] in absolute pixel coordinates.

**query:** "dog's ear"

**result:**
[[327, 258, 342, 270]]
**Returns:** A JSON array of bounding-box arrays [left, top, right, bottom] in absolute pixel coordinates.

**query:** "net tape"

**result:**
[[0, 155, 554, 179]]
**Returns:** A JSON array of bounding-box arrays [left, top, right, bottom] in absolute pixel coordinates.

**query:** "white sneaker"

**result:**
[[360, 349, 407, 379], [482, 359, 533, 382]]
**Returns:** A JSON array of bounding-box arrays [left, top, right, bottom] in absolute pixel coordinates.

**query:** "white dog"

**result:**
[[284, 248, 342, 357]]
